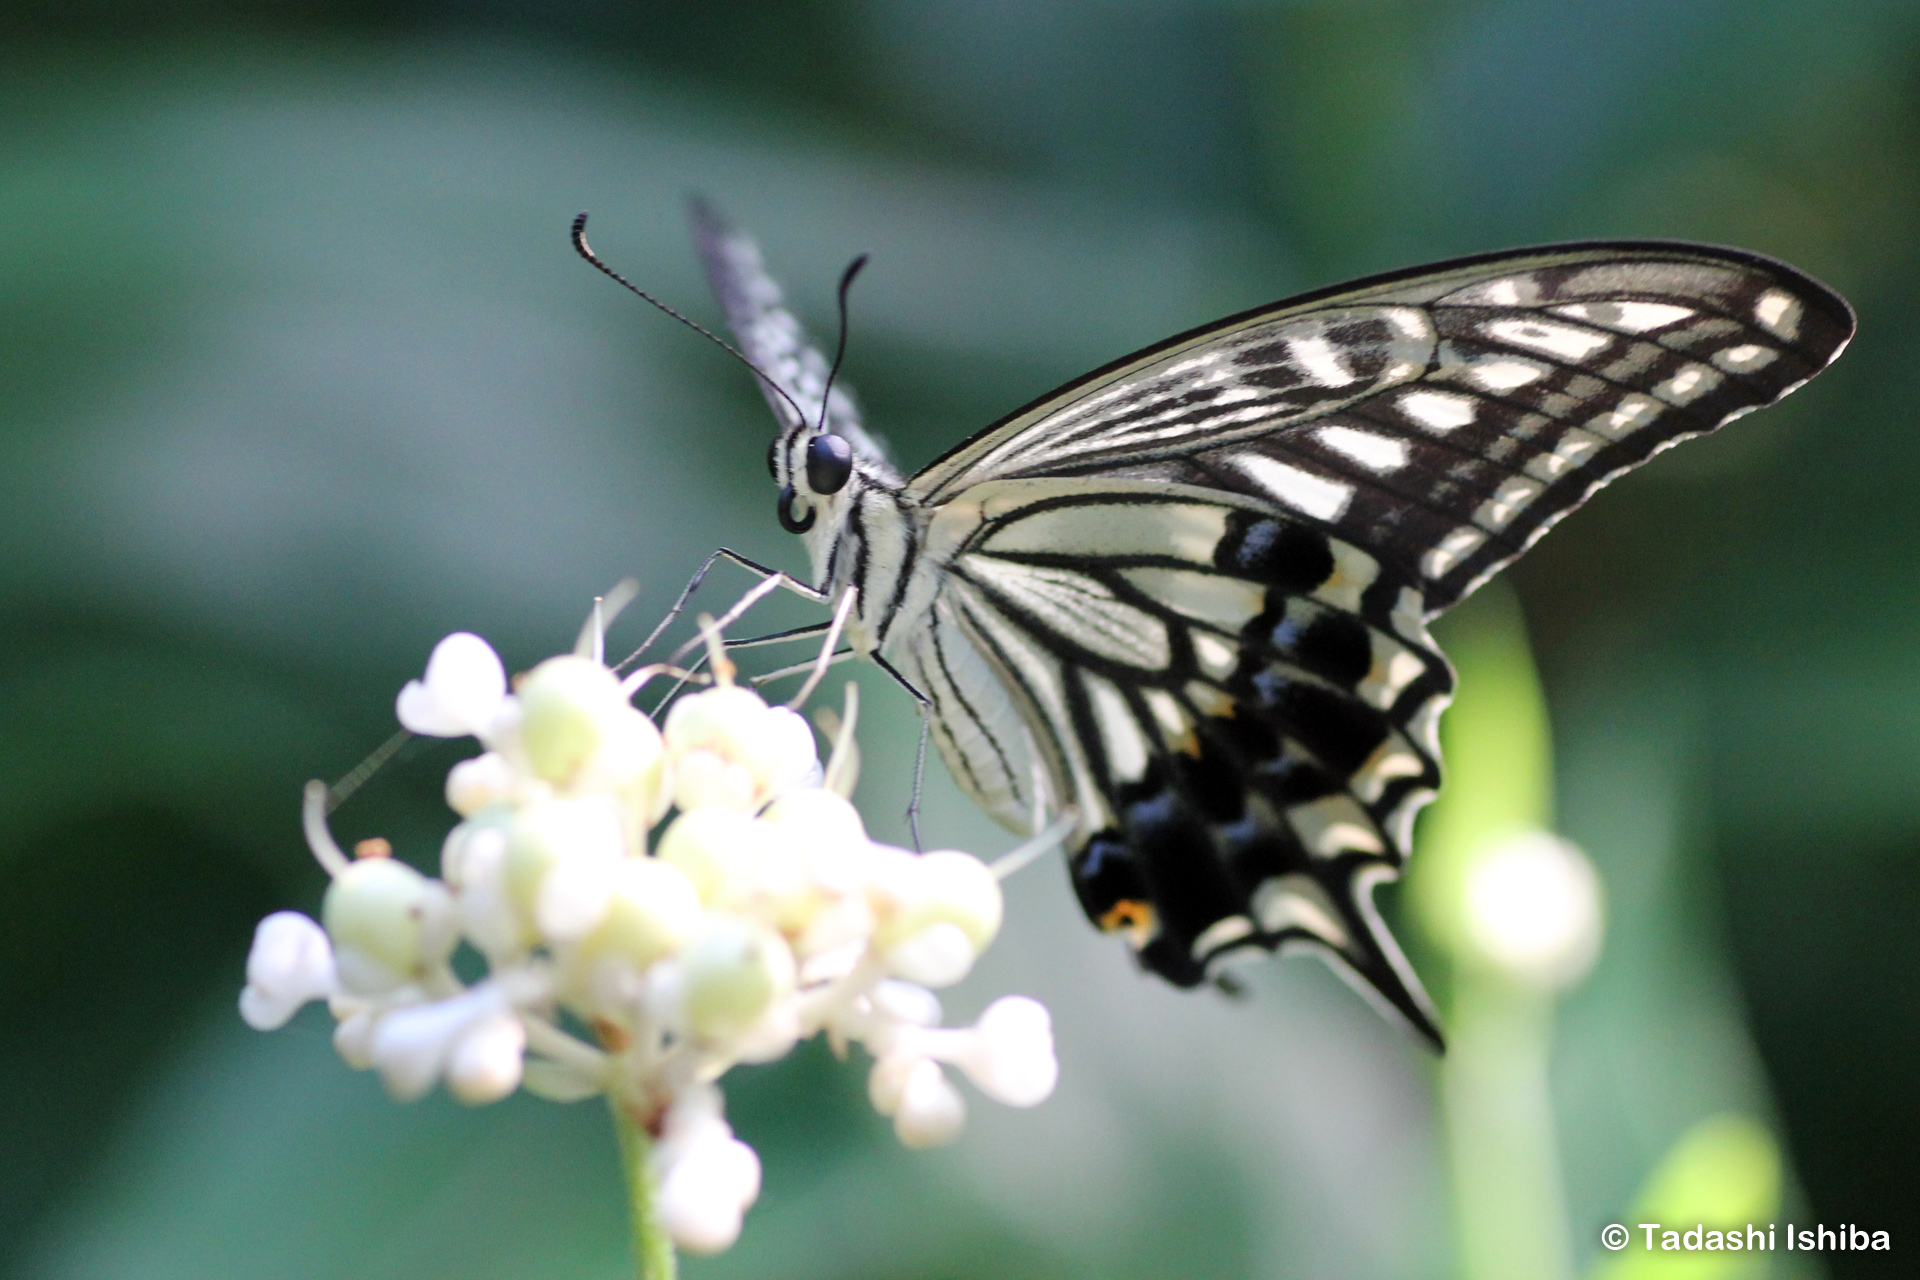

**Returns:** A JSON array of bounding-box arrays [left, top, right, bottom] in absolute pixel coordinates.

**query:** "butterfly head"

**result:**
[[767, 421, 899, 589]]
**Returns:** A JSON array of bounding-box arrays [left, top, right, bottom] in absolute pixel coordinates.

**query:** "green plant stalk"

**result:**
[[1413, 584, 1575, 1280], [1441, 975, 1574, 1280], [612, 1099, 678, 1280]]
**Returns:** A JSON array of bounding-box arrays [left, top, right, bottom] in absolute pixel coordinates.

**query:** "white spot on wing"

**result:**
[[1287, 794, 1384, 858], [1462, 357, 1548, 392], [1193, 632, 1237, 679], [1315, 542, 1381, 613], [1399, 389, 1477, 433], [1592, 394, 1662, 440], [1315, 425, 1409, 472], [1551, 301, 1694, 333], [1351, 739, 1428, 804], [1525, 426, 1604, 481], [1484, 318, 1613, 361], [1354, 634, 1428, 710], [1754, 289, 1801, 339], [1421, 525, 1486, 580], [1713, 343, 1777, 373], [1252, 874, 1349, 947], [1084, 675, 1149, 784], [1232, 455, 1353, 521], [1447, 276, 1537, 307], [1118, 568, 1265, 633], [1474, 475, 1545, 531], [1653, 364, 1722, 405], [1194, 915, 1256, 957], [1286, 336, 1356, 387]]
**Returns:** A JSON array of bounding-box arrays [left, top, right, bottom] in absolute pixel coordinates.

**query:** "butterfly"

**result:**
[[667, 202, 1852, 1049]]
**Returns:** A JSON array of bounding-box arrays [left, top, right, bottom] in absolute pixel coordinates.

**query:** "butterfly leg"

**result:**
[[872, 653, 934, 852], [615, 547, 827, 672]]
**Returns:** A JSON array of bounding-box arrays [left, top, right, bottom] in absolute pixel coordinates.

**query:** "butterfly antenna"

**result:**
[[571, 213, 811, 429], [816, 252, 869, 435]]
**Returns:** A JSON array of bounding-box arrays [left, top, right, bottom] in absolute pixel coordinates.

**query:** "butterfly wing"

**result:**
[[899, 244, 1851, 1044], [689, 198, 897, 472], [908, 242, 1854, 612], [896, 478, 1452, 1042]]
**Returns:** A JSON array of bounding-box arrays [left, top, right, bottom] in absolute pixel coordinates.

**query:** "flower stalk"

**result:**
[[613, 1099, 678, 1280]]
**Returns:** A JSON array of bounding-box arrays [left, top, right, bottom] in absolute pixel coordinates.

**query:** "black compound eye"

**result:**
[[805, 433, 855, 495], [766, 437, 780, 479], [776, 484, 815, 534]]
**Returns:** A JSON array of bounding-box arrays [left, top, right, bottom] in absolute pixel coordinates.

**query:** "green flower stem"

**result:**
[[612, 1099, 678, 1280], [1440, 974, 1573, 1280], [1410, 584, 1576, 1280]]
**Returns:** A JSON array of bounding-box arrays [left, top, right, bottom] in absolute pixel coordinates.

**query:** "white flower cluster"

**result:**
[[241, 629, 1058, 1254]]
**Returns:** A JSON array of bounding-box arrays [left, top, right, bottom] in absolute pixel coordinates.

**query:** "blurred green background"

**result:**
[[0, 2, 1912, 1277]]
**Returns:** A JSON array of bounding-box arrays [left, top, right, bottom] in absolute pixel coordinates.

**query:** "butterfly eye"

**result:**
[[805, 433, 854, 495], [776, 484, 815, 534], [766, 437, 780, 479]]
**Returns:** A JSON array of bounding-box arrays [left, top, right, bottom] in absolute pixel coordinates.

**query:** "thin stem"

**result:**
[[612, 1099, 678, 1280]]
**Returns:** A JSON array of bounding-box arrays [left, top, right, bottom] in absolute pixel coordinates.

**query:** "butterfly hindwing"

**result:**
[[901, 480, 1454, 1044], [908, 243, 1854, 612]]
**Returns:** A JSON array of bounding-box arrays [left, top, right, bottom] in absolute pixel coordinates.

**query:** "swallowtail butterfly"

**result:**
[[676, 204, 1852, 1048]]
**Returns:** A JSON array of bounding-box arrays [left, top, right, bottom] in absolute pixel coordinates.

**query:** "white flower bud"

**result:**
[[447, 1012, 527, 1105], [656, 1125, 762, 1255], [746, 706, 821, 797], [445, 752, 514, 816], [892, 1058, 966, 1148], [579, 857, 704, 972], [367, 985, 508, 1101], [873, 850, 1003, 954], [239, 912, 337, 1030], [397, 633, 508, 739], [952, 996, 1057, 1108], [882, 922, 977, 988], [681, 916, 796, 1043], [442, 820, 528, 959], [504, 796, 625, 941], [664, 686, 819, 811], [760, 787, 868, 895], [322, 857, 458, 995]]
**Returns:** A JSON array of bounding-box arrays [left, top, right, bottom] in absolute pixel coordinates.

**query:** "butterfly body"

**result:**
[[691, 202, 1853, 1048]]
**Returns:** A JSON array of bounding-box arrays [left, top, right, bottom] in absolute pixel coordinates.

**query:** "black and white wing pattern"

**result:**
[[689, 198, 898, 479], [911, 244, 1855, 612], [894, 243, 1850, 1048], [693, 218, 1853, 1050], [897, 476, 1455, 1040]]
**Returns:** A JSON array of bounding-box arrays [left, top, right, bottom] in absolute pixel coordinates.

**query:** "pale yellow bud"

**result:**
[[322, 857, 458, 993], [681, 915, 796, 1042], [581, 857, 705, 971], [873, 850, 1003, 953], [655, 809, 772, 909]]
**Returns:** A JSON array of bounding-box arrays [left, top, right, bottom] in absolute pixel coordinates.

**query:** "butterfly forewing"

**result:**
[[908, 243, 1854, 612]]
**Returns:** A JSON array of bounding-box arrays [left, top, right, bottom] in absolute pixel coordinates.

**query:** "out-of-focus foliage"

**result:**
[[0, 2, 1913, 1277]]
